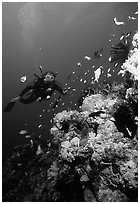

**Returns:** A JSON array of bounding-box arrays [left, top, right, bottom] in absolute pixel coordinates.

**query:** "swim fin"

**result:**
[[3, 101, 16, 112]]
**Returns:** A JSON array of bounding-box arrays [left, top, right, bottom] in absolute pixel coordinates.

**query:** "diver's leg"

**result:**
[[3, 96, 21, 112], [4, 101, 17, 112], [19, 88, 38, 104], [20, 96, 36, 104]]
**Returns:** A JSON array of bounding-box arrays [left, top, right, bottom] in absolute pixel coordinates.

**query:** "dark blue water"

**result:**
[[2, 2, 138, 161]]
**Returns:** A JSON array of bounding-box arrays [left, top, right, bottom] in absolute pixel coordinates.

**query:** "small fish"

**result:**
[[20, 75, 27, 83], [39, 114, 42, 117], [118, 69, 125, 76], [128, 16, 137, 20], [135, 11, 138, 15], [94, 67, 102, 82], [30, 139, 33, 148], [120, 33, 125, 41], [25, 135, 31, 138], [108, 57, 112, 62], [84, 80, 87, 83], [36, 145, 42, 155], [84, 56, 91, 61], [47, 88, 52, 91], [77, 62, 82, 67], [126, 32, 131, 38], [38, 65, 43, 73], [46, 95, 51, 99], [17, 153, 20, 157], [94, 52, 103, 58], [17, 163, 22, 166], [107, 68, 111, 72], [19, 130, 27, 135], [52, 94, 61, 109], [8, 170, 15, 177], [38, 134, 42, 138], [37, 97, 42, 102], [113, 17, 125, 25], [114, 62, 119, 67], [38, 124, 43, 128], [125, 126, 131, 137], [107, 73, 111, 77], [94, 47, 103, 59]]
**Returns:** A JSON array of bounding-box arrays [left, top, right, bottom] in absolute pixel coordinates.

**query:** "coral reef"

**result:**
[[119, 31, 138, 80], [3, 32, 138, 202], [3, 80, 138, 201]]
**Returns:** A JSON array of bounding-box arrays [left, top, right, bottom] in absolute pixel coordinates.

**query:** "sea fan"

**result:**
[[110, 32, 132, 66]]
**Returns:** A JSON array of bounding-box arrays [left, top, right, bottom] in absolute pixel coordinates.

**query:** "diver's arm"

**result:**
[[54, 81, 67, 95]]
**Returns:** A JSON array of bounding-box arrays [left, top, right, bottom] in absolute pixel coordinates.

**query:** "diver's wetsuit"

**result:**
[[4, 73, 67, 112], [19, 77, 66, 104]]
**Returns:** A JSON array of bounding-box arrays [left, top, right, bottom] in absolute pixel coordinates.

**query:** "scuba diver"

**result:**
[[4, 66, 68, 112]]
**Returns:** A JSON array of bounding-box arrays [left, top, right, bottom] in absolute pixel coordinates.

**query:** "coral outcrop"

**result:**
[[119, 31, 138, 80], [2, 32, 138, 202]]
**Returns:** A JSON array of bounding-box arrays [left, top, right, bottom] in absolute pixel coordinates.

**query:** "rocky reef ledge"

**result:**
[[3, 78, 138, 201], [2, 32, 138, 202]]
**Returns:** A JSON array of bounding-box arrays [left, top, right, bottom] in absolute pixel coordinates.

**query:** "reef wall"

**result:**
[[2, 32, 138, 202]]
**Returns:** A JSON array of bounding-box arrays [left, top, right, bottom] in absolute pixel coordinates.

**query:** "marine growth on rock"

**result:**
[[3, 30, 138, 203]]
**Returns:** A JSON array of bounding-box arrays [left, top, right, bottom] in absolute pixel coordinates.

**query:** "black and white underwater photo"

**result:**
[[2, 2, 138, 202]]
